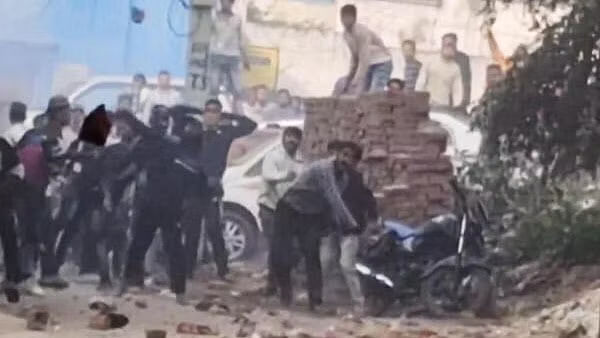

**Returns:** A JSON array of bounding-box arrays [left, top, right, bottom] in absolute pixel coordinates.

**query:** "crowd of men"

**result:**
[[0, 96, 259, 305], [0, 0, 531, 315], [336, 4, 529, 112], [0, 87, 379, 314]]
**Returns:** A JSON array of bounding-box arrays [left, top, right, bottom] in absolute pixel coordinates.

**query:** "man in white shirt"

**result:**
[[142, 71, 181, 124], [259, 126, 303, 295], [416, 37, 464, 109], [3, 102, 28, 146], [209, 0, 249, 114], [341, 4, 393, 95]]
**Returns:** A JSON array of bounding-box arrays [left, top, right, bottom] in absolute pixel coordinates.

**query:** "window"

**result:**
[[227, 129, 280, 166], [72, 82, 130, 113]]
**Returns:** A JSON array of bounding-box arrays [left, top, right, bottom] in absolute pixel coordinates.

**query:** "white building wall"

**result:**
[[235, 0, 539, 100]]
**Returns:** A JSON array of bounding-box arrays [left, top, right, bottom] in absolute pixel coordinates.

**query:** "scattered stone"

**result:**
[[88, 296, 117, 314], [135, 299, 148, 309], [176, 322, 219, 335], [26, 306, 50, 331], [287, 328, 314, 338], [237, 320, 257, 337], [208, 303, 231, 315], [356, 320, 389, 338], [281, 319, 294, 329], [146, 329, 167, 338], [89, 313, 129, 330], [559, 324, 587, 338], [208, 280, 231, 291]]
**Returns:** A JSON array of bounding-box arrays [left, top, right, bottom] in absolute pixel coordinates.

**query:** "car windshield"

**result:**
[[227, 129, 281, 166], [72, 82, 183, 113]]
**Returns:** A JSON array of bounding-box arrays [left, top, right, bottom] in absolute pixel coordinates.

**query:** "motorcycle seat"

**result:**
[[384, 220, 420, 239], [384, 214, 457, 239]]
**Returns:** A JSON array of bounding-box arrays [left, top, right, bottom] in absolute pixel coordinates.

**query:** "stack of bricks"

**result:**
[[302, 92, 454, 224]]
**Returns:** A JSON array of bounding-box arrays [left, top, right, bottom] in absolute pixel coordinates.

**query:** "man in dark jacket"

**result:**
[[0, 138, 26, 302], [121, 105, 204, 305], [17, 95, 71, 290], [187, 99, 256, 280], [269, 140, 359, 311], [320, 141, 377, 314]]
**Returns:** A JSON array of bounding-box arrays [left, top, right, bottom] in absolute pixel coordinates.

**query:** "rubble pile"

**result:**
[[302, 92, 454, 223]]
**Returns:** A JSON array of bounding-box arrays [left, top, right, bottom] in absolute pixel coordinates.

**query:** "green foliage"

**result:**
[[476, 1, 600, 178], [465, 0, 600, 265], [512, 179, 600, 264]]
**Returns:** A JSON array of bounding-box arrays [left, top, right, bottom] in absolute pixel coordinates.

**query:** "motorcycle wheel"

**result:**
[[365, 294, 395, 317], [362, 278, 395, 317], [421, 266, 493, 318]]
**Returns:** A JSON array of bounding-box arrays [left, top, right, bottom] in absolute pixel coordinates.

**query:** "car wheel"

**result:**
[[222, 208, 258, 261]]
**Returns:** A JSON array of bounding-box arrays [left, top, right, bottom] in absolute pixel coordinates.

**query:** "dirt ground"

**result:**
[[3, 258, 600, 337]]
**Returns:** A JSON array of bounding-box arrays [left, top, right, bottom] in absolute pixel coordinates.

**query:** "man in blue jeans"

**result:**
[[340, 4, 393, 95], [209, 0, 249, 114]]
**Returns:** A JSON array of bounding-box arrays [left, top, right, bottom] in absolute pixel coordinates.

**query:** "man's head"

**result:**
[[114, 109, 146, 142], [204, 99, 223, 128], [221, 0, 234, 12], [441, 33, 458, 60], [402, 40, 417, 60], [513, 44, 529, 69], [340, 4, 357, 31], [33, 114, 47, 130], [335, 141, 362, 170], [291, 96, 302, 110], [158, 70, 171, 90], [46, 95, 71, 127], [117, 94, 134, 110], [486, 64, 504, 88], [9, 101, 26, 125], [327, 140, 342, 158], [149, 105, 170, 135], [181, 116, 204, 147], [132, 73, 147, 92], [245, 87, 257, 105], [255, 85, 270, 105], [277, 89, 292, 107], [113, 111, 135, 142], [70, 105, 85, 132], [387, 78, 405, 95], [282, 127, 302, 156]]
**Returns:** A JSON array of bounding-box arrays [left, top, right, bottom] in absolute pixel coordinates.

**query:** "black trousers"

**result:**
[[270, 200, 324, 308], [17, 183, 46, 277], [0, 206, 22, 284], [259, 205, 276, 290], [0, 175, 25, 284], [96, 203, 129, 284], [202, 195, 228, 277], [182, 196, 204, 278], [124, 200, 186, 294]]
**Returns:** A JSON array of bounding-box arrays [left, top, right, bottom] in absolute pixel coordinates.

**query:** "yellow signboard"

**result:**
[[243, 46, 279, 90]]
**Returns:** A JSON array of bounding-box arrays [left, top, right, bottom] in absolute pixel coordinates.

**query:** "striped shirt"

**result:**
[[404, 59, 422, 91]]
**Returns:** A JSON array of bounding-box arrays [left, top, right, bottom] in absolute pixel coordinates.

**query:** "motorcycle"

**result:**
[[356, 179, 494, 317]]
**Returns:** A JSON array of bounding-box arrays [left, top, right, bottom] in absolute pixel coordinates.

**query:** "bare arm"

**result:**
[[452, 65, 464, 108], [350, 29, 373, 93]]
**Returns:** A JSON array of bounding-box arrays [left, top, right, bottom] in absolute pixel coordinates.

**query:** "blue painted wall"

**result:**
[[0, 0, 190, 77]]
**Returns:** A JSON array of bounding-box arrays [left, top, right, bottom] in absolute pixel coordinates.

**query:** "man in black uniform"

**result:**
[[0, 138, 26, 302], [185, 99, 256, 280], [121, 105, 203, 305]]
